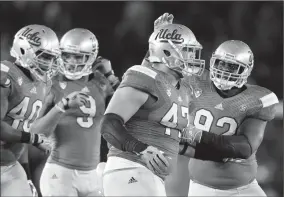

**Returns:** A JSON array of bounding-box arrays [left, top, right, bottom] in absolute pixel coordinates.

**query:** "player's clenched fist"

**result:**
[[56, 91, 90, 111], [140, 146, 170, 178]]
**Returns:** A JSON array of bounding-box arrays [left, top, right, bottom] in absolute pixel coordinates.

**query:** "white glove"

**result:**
[[154, 12, 174, 29], [140, 146, 170, 178], [27, 180, 38, 197], [181, 125, 203, 145]]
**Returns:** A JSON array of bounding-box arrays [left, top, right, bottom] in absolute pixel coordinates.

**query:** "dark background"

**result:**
[[0, 1, 283, 196]]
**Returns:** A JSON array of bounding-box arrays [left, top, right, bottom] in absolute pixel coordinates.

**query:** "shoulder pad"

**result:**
[[120, 65, 158, 97]]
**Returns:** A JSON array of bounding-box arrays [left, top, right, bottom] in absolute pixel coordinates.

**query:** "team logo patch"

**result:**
[[30, 87, 37, 94], [59, 82, 67, 89], [82, 86, 90, 93], [18, 77, 23, 86], [239, 104, 247, 112], [194, 88, 202, 98]]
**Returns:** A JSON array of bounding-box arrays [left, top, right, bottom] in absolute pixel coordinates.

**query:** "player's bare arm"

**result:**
[[30, 90, 89, 136], [101, 86, 170, 176]]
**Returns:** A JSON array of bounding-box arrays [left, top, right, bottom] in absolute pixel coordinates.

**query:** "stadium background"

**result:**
[[0, 1, 283, 196]]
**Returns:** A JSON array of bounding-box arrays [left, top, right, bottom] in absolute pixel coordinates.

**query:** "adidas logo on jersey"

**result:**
[[214, 103, 224, 110], [30, 87, 37, 94], [128, 177, 138, 184], [82, 86, 90, 93]]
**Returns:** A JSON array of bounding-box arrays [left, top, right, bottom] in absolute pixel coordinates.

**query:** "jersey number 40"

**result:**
[[8, 97, 43, 132]]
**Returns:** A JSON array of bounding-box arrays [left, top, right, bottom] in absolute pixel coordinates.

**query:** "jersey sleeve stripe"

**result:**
[[129, 65, 157, 79], [1, 63, 10, 73], [260, 92, 279, 108]]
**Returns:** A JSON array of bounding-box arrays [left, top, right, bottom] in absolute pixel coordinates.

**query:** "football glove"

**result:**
[[27, 180, 38, 197], [154, 13, 174, 30], [181, 125, 203, 145], [140, 146, 170, 178], [93, 56, 114, 77]]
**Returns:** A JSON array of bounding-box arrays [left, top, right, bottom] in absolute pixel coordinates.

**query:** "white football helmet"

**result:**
[[210, 40, 254, 90], [59, 28, 99, 80], [148, 23, 205, 76], [10, 24, 61, 82]]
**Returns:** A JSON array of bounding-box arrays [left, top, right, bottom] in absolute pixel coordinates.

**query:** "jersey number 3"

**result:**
[[77, 95, 96, 128], [193, 109, 238, 135]]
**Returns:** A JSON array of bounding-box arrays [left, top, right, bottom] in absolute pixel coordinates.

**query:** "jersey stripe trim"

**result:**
[[1, 63, 10, 72], [129, 65, 157, 79], [260, 92, 279, 108]]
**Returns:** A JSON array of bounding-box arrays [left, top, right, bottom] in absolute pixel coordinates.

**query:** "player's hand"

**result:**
[[27, 180, 38, 197], [36, 137, 52, 155], [154, 13, 174, 30], [93, 56, 114, 76], [29, 133, 47, 146], [181, 125, 203, 145], [107, 74, 120, 90], [140, 146, 170, 178], [64, 91, 89, 109]]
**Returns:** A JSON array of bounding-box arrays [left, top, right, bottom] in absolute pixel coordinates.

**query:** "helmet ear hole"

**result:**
[[20, 48, 25, 55], [163, 50, 171, 57]]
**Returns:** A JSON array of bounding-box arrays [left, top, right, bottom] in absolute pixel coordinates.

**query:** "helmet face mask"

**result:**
[[10, 25, 61, 83], [148, 24, 205, 77], [210, 40, 254, 91], [59, 28, 98, 80]]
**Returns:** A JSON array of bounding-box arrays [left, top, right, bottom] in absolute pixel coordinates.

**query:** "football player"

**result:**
[[100, 16, 205, 195], [30, 28, 118, 196], [181, 40, 279, 196], [0, 24, 61, 196]]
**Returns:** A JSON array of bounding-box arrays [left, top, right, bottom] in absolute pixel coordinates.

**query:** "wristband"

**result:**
[[20, 131, 31, 144]]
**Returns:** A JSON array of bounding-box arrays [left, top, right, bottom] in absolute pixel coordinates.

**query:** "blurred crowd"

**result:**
[[0, 1, 283, 196]]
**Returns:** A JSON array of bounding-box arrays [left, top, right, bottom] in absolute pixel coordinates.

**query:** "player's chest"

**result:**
[[157, 85, 190, 130], [190, 91, 248, 136], [54, 81, 105, 116], [7, 81, 48, 132]]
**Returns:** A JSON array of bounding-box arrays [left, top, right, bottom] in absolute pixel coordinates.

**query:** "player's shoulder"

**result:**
[[119, 65, 160, 96], [183, 68, 210, 91], [1, 60, 16, 76], [0, 60, 21, 87], [246, 84, 279, 108], [124, 65, 158, 80]]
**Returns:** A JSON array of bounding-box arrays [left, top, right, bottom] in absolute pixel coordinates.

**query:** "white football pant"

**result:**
[[188, 179, 266, 196], [1, 161, 32, 196], [40, 162, 103, 196], [103, 156, 166, 196]]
